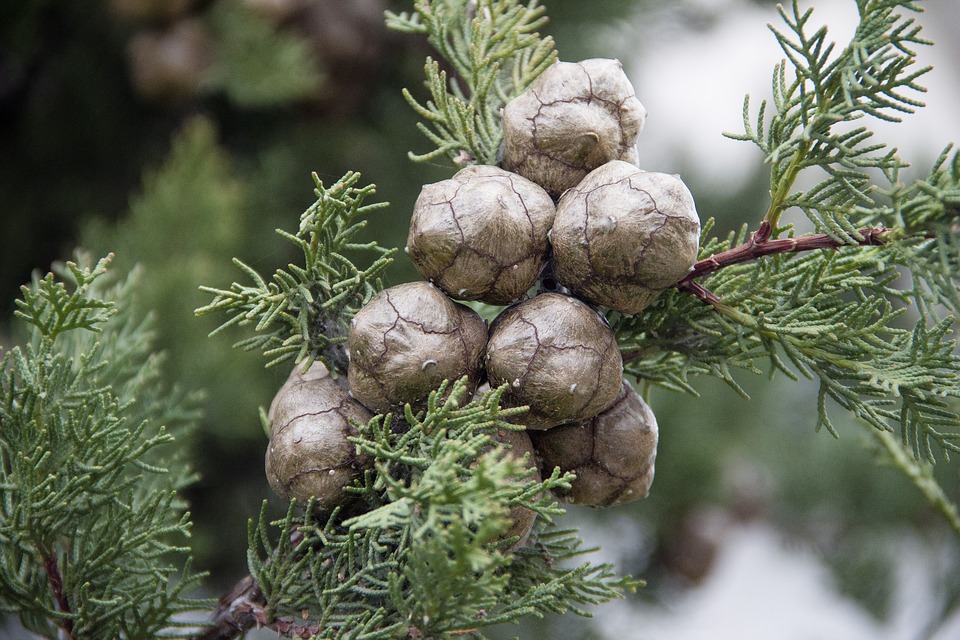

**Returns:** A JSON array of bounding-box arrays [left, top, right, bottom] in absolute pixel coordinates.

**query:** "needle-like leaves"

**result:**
[[386, 0, 557, 166], [196, 172, 396, 373]]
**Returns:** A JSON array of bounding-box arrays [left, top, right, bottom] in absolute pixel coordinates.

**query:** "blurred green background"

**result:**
[[3, 1, 959, 638]]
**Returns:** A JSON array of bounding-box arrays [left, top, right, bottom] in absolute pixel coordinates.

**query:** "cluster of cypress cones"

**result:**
[[266, 58, 702, 547]]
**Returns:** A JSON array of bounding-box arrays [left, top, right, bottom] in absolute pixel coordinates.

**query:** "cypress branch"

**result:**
[[42, 554, 74, 640], [386, 0, 557, 166], [6, 1, 960, 637], [675, 221, 893, 304], [196, 172, 395, 374], [196, 3, 960, 632], [619, 0, 960, 528], [0, 256, 206, 639], [728, 0, 932, 235]]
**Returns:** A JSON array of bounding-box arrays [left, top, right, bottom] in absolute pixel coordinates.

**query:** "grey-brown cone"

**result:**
[[531, 380, 658, 507], [348, 281, 488, 413], [265, 363, 373, 509], [485, 293, 623, 430], [407, 165, 556, 305], [552, 160, 701, 314], [501, 58, 646, 197]]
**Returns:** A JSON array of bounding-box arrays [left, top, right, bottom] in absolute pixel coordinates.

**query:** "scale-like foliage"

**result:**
[[873, 147, 960, 315], [618, 0, 960, 531], [247, 380, 638, 639], [622, 243, 960, 534], [0, 256, 205, 639], [386, 0, 557, 165], [196, 172, 396, 373], [13, 259, 116, 338], [729, 0, 931, 237]]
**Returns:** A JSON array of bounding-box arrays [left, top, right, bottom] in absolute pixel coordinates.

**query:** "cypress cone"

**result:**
[[348, 281, 488, 413], [407, 165, 555, 305], [265, 363, 372, 509], [485, 293, 623, 430], [501, 58, 646, 197], [531, 380, 658, 507]]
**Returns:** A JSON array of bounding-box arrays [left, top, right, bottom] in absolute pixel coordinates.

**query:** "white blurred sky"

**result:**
[[620, 0, 960, 190], [570, 512, 960, 640]]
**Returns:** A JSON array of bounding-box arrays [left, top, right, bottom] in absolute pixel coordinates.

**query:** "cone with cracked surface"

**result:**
[[531, 380, 658, 507], [485, 293, 623, 430], [552, 159, 701, 314], [265, 363, 373, 509], [348, 281, 488, 413], [407, 165, 555, 305], [501, 58, 646, 197]]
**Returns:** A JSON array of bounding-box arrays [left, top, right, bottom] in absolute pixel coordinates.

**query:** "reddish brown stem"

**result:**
[[675, 221, 890, 304], [43, 553, 76, 640]]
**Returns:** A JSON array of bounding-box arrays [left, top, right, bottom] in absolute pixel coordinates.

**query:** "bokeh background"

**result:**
[[2, 1, 960, 638]]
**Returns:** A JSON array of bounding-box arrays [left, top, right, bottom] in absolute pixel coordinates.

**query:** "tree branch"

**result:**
[[42, 553, 75, 640], [195, 572, 342, 640], [675, 221, 891, 304], [196, 575, 267, 640], [197, 526, 314, 640]]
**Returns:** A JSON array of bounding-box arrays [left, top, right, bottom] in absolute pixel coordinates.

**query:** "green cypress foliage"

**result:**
[[386, 0, 558, 165], [3, 1, 960, 638], [196, 172, 396, 373], [244, 381, 637, 638], [0, 257, 205, 638], [615, 0, 960, 530]]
